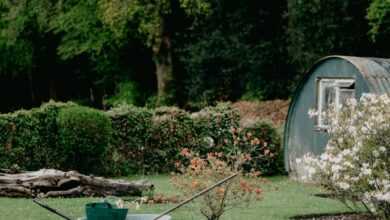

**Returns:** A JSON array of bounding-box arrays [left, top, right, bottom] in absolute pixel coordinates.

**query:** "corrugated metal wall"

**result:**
[[284, 56, 390, 175]]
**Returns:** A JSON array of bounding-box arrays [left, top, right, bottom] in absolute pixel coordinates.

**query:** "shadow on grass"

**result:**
[[290, 212, 377, 220]]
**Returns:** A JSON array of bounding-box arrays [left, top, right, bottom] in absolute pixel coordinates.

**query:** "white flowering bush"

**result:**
[[300, 94, 390, 218]]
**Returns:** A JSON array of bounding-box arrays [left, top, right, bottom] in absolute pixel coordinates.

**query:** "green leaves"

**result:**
[[0, 0, 54, 42], [0, 101, 284, 176], [57, 105, 112, 174], [106, 103, 240, 175], [0, 101, 76, 170], [179, 0, 211, 16], [124, 0, 212, 47], [0, 0, 132, 59], [367, 0, 390, 41], [287, 0, 371, 74], [49, 0, 116, 59]]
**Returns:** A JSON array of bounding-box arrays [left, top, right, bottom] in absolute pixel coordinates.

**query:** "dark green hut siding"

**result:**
[[284, 57, 370, 171]]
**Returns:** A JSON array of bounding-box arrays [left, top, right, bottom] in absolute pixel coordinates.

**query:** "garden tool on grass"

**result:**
[[33, 198, 129, 220], [32, 173, 238, 220], [33, 198, 73, 220], [153, 173, 238, 220]]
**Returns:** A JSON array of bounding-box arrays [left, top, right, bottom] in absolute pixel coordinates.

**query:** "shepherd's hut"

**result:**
[[284, 55, 390, 175]]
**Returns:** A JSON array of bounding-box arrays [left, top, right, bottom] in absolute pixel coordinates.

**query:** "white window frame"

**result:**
[[316, 78, 355, 130]]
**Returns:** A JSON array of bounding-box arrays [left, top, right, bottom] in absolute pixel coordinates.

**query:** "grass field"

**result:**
[[0, 176, 362, 220]]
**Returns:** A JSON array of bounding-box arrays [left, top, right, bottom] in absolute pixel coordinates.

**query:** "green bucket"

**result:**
[[86, 202, 128, 220]]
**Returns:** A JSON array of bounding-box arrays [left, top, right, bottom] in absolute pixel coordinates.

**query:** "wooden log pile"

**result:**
[[0, 169, 153, 198]]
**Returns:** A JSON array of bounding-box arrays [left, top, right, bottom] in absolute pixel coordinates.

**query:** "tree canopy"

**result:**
[[0, 0, 389, 111], [367, 0, 390, 41]]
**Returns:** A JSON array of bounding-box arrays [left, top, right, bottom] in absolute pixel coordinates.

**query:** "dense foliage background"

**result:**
[[0, 0, 389, 111]]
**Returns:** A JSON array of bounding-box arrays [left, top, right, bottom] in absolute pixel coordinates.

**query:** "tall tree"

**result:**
[[1, 0, 212, 105], [0, 0, 55, 105], [120, 0, 211, 104], [0, 0, 144, 107], [52, 0, 212, 104]]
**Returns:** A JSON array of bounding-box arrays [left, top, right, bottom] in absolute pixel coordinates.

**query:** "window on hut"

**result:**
[[316, 78, 355, 130]]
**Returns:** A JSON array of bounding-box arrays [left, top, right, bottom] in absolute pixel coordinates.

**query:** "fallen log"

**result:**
[[0, 169, 153, 198]]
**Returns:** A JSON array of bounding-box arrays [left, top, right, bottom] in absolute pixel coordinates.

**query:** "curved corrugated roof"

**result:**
[[325, 56, 390, 94]]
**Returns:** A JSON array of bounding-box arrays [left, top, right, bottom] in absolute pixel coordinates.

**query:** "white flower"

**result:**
[[340, 149, 351, 156], [116, 199, 125, 208], [361, 163, 372, 176], [343, 161, 353, 168], [337, 182, 350, 190], [307, 167, 316, 176], [305, 94, 390, 216], [374, 192, 390, 202], [308, 109, 318, 118], [320, 154, 329, 161], [331, 164, 342, 173], [204, 136, 215, 147], [140, 196, 148, 203]]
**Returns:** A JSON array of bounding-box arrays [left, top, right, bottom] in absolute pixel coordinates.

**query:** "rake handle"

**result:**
[[153, 173, 238, 220], [33, 198, 73, 220]]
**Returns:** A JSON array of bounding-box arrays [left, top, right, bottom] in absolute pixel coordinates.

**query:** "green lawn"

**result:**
[[0, 176, 362, 220]]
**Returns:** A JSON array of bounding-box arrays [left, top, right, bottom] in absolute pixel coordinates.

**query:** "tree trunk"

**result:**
[[49, 79, 57, 100], [27, 72, 36, 105], [153, 20, 174, 105], [155, 52, 173, 105], [89, 87, 95, 106], [0, 169, 153, 198]]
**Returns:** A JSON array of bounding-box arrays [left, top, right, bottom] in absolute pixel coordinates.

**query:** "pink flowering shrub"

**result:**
[[233, 122, 284, 175], [300, 94, 390, 218], [171, 149, 264, 220]]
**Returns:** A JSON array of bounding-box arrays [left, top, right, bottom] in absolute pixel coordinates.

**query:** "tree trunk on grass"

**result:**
[[0, 169, 153, 198]]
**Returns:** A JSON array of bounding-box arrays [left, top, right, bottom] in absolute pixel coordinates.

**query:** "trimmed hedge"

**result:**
[[0, 111, 38, 170], [107, 106, 198, 174], [58, 106, 112, 174], [149, 107, 197, 173], [106, 104, 240, 175], [106, 105, 153, 175], [191, 103, 240, 155], [0, 101, 282, 176], [0, 101, 76, 170]]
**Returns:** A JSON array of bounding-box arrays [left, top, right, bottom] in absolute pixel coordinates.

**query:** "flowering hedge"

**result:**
[[237, 122, 284, 175], [0, 102, 283, 176], [191, 103, 240, 154], [300, 94, 390, 218], [107, 103, 240, 174], [106, 105, 154, 175]]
